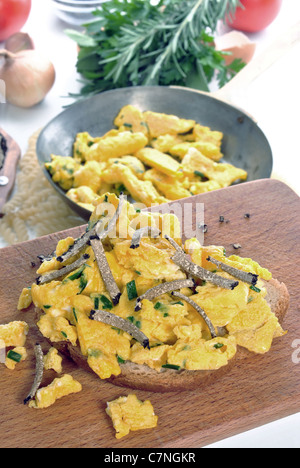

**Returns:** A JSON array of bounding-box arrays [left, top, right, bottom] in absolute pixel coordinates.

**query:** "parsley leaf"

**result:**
[[66, 0, 244, 100]]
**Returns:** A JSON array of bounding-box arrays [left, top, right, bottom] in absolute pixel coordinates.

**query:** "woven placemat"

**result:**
[[0, 130, 84, 246]]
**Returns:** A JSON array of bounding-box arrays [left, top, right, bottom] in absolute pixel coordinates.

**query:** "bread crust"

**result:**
[[36, 278, 290, 393]]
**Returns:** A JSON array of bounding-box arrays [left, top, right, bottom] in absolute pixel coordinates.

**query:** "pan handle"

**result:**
[[212, 19, 300, 104], [0, 128, 21, 217]]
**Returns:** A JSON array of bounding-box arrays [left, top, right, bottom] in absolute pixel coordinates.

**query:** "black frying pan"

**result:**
[[36, 22, 300, 220], [36, 85, 272, 220]]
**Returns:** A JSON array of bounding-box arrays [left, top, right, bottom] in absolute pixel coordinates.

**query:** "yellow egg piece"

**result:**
[[106, 394, 158, 439]]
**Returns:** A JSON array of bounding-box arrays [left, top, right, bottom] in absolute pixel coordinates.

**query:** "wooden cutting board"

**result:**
[[0, 179, 299, 448]]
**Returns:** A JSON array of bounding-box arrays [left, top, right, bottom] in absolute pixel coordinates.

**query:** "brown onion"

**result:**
[[0, 48, 55, 108]]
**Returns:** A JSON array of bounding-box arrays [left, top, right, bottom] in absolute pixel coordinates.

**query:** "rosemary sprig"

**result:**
[[66, 0, 244, 99]]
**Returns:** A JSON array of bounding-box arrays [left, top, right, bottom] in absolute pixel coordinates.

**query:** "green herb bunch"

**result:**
[[66, 0, 244, 99]]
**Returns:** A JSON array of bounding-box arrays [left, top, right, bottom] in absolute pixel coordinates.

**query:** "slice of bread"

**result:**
[[35, 278, 289, 393]]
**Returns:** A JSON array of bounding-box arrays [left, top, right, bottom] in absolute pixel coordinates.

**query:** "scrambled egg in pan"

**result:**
[[45, 105, 248, 211], [17, 193, 285, 383]]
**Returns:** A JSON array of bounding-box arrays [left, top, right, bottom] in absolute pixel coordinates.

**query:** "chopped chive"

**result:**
[[88, 349, 102, 358], [117, 355, 125, 364], [43, 305, 52, 309], [250, 285, 261, 293], [162, 364, 181, 370], [247, 296, 254, 304], [141, 121, 150, 132], [213, 343, 224, 349], [126, 280, 138, 300], [182, 345, 191, 351], [94, 296, 100, 309], [7, 350, 22, 363], [126, 315, 142, 330], [67, 264, 86, 281], [61, 331, 68, 339], [116, 183, 126, 193], [92, 294, 113, 310], [194, 170, 206, 179], [78, 274, 88, 294], [100, 295, 113, 310], [73, 308, 78, 322]]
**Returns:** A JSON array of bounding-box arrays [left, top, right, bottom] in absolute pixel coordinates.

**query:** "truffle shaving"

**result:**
[[24, 344, 44, 405], [91, 238, 121, 306], [56, 193, 125, 263], [37, 250, 56, 263], [170, 250, 239, 290], [95, 192, 126, 239], [164, 234, 183, 252], [207, 256, 258, 285], [55, 226, 99, 263], [90, 309, 150, 349], [130, 227, 161, 249], [171, 291, 217, 339], [135, 278, 195, 311], [36, 254, 90, 285]]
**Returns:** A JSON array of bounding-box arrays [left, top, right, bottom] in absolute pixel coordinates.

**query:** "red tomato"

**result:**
[[227, 0, 283, 33], [0, 0, 32, 42]]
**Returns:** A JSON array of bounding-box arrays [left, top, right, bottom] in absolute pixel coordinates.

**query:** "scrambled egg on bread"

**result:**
[[45, 105, 247, 211], [0, 321, 29, 348], [17, 193, 285, 383]]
